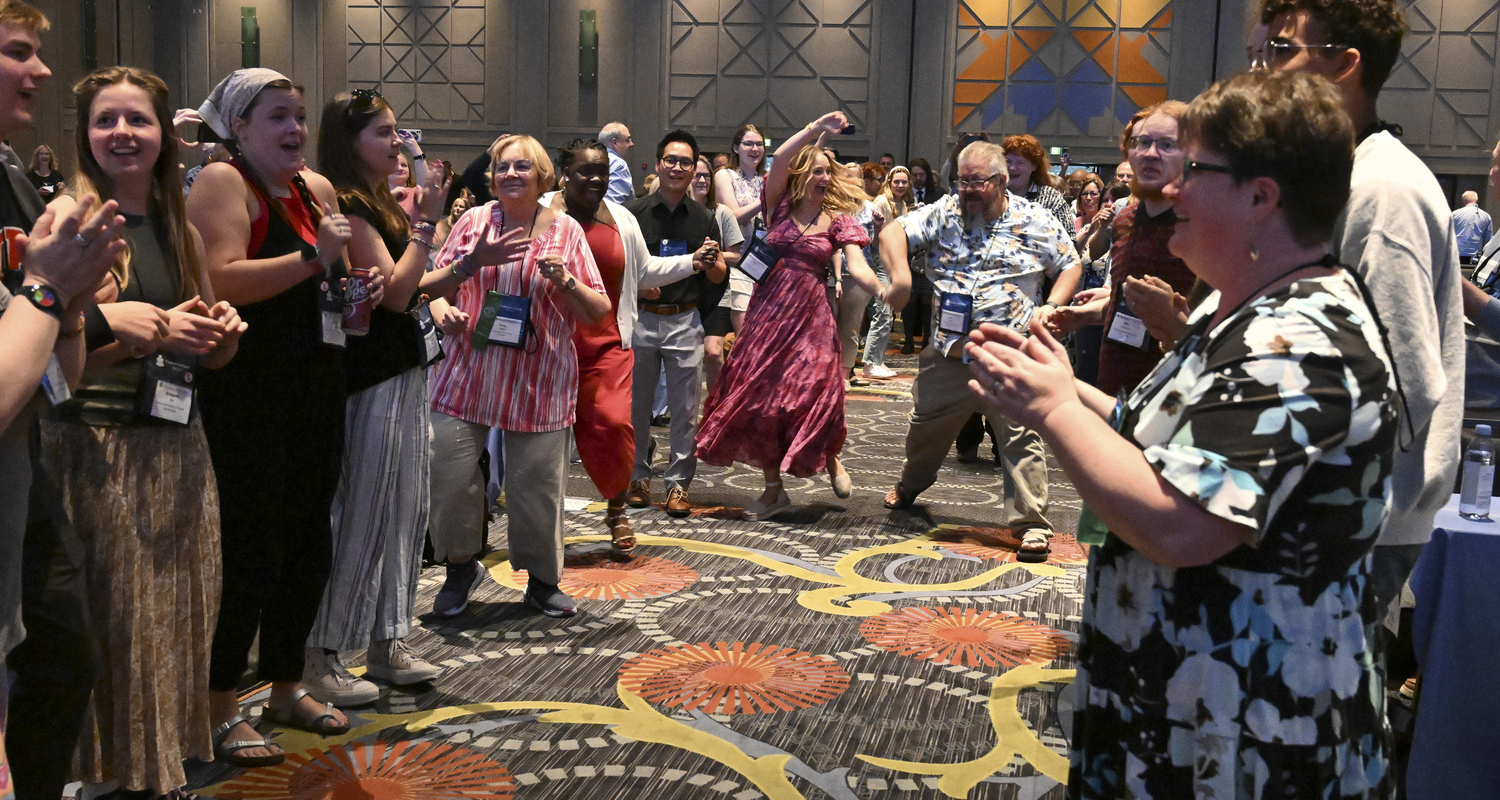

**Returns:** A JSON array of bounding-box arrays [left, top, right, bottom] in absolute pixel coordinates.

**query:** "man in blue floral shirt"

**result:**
[[879, 140, 1080, 559]]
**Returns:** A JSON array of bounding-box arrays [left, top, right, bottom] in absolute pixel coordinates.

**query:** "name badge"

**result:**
[[140, 352, 195, 425], [414, 303, 445, 366], [41, 353, 71, 406], [739, 226, 779, 284], [938, 291, 973, 337], [473, 290, 531, 350], [318, 278, 346, 348], [660, 239, 689, 257], [1106, 292, 1151, 351]]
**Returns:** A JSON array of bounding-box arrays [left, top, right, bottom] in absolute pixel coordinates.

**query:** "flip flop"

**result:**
[[266, 687, 350, 735], [211, 714, 284, 767]]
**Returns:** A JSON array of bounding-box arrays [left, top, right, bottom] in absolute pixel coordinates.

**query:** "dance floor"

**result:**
[[183, 352, 1086, 800]]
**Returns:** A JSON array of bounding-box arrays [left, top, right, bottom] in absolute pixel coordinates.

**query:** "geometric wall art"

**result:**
[[1383, 0, 1500, 148], [953, 0, 1174, 137], [346, 0, 486, 123]]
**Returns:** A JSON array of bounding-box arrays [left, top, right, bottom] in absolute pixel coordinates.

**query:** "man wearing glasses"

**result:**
[[625, 130, 728, 517], [1256, 0, 1463, 631], [1056, 100, 1196, 398], [880, 140, 1080, 562]]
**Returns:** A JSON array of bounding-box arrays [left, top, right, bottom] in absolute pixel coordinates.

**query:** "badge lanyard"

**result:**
[[469, 205, 540, 351], [318, 273, 347, 349], [413, 300, 445, 366], [1105, 290, 1152, 351]]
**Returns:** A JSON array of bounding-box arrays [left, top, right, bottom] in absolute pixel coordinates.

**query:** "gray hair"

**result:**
[[958, 141, 1005, 177], [1463, 190, 1479, 205], [599, 122, 629, 148]]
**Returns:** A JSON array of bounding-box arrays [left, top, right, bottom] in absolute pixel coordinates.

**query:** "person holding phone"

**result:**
[[422, 135, 609, 620], [696, 111, 890, 519]]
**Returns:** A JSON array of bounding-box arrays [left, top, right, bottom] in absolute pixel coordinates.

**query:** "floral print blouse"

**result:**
[[1068, 273, 1399, 800]]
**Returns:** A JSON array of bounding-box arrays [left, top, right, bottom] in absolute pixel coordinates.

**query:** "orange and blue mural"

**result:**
[[954, 0, 1174, 135]]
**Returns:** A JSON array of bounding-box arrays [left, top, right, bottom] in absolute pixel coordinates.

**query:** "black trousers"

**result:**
[[955, 412, 997, 458], [902, 294, 931, 346], [5, 427, 98, 800], [201, 403, 343, 690]]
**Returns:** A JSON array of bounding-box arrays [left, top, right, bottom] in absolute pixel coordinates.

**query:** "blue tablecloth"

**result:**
[[1407, 494, 1500, 800]]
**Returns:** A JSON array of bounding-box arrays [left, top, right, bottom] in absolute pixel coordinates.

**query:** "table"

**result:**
[[1407, 494, 1500, 799]]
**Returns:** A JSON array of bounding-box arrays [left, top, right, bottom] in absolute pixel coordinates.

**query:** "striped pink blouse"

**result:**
[[428, 202, 603, 432]]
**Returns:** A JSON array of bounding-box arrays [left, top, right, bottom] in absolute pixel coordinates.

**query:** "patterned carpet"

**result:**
[[184, 352, 1088, 800]]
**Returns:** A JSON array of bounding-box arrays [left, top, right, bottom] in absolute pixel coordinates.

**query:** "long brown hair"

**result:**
[[28, 144, 55, 173], [317, 90, 409, 238], [71, 66, 199, 299], [728, 123, 766, 176]]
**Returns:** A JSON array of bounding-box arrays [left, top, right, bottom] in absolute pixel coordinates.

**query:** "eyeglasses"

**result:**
[[1128, 136, 1180, 155], [740, 139, 764, 149], [492, 160, 534, 175], [347, 88, 382, 117], [955, 173, 1001, 190], [659, 155, 695, 169], [1182, 160, 1234, 181], [1247, 40, 1346, 70], [692, 172, 711, 181], [1080, 190, 1101, 197]]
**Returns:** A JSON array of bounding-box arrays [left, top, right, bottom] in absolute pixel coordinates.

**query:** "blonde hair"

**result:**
[[486, 134, 555, 198], [880, 166, 913, 218], [785, 146, 862, 215], [0, 0, 49, 32]]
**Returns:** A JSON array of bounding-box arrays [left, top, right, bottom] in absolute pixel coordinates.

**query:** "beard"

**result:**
[[1129, 174, 1167, 203]]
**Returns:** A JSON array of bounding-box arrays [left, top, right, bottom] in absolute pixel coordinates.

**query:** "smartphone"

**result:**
[[840, 125, 857, 135], [399, 128, 423, 142]]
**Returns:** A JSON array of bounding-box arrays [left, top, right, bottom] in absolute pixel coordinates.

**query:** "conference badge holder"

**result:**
[[474, 290, 531, 350], [1105, 291, 1151, 351], [739, 223, 779, 284], [413, 302, 445, 366], [139, 352, 196, 425], [40, 354, 71, 406], [318, 277, 347, 348]]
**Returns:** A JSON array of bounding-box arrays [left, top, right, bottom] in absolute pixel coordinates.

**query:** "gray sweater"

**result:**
[[1334, 131, 1464, 546]]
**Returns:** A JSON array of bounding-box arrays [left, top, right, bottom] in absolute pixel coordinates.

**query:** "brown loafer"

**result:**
[[665, 486, 691, 518], [626, 479, 651, 508]]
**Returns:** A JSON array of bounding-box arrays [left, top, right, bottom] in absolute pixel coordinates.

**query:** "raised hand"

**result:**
[[415, 168, 452, 224], [19, 194, 127, 306], [964, 320, 1081, 432], [314, 203, 354, 269]]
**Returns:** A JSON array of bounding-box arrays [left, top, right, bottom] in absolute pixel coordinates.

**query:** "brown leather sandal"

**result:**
[[607, 505, 637, 556]]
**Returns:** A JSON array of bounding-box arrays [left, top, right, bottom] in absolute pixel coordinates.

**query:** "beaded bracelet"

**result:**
[[412, 221, 437, 237]]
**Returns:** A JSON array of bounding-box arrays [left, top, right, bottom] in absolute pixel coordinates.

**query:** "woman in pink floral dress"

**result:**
[[697, 111, 887, 519]]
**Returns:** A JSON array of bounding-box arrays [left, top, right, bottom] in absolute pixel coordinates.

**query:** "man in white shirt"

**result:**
[[599, 121, 635, 204], [1261, 0, 1464, 623], [1454, 190, 1493, 266]]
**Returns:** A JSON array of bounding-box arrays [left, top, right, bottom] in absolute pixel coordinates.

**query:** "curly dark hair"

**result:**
[[1181, 70, 1354, 246], [1259, 0, 1408, 95]]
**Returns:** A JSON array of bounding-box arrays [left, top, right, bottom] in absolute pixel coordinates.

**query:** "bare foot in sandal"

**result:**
[[1016, 529, 1052, 563], [268, 685, 351, 734], [884, 482, 917, 510], [606, 501, 636, 556]]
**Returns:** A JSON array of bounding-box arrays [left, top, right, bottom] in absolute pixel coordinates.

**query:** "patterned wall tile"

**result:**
[[953, 0, 1173, 138], [1382, 0, 1499, 148], [347, 0, 486, 124], [667, 0, 873, 133]]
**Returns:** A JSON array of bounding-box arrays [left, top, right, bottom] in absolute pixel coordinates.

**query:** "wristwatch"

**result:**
[[300, 241, 320, 265], [19, 283, 65, 322]]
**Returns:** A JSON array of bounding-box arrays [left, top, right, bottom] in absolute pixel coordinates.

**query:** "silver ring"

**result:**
[[73, 233, 88, 247]]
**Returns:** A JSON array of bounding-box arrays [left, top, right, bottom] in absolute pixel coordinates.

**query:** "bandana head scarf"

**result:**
[[198, 68, 293, 141]]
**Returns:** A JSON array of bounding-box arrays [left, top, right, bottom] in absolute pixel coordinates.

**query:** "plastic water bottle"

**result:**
[[1460, 424, 1495, 520]]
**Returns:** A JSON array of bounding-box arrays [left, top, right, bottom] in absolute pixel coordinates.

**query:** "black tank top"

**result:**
[[199, 166, 346, 415]]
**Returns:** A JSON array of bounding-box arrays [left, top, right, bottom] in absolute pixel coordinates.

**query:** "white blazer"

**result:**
[[541, 193, 698, 350]]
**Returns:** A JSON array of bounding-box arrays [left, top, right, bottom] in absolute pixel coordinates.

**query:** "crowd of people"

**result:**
[[0, 0, 1482, 798]]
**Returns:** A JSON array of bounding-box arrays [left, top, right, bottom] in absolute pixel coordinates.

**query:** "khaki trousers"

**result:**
[[429, 412, 567, 584], [899, 347, 1052, 531]]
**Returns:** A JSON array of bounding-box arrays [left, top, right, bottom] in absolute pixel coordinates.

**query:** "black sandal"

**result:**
[[211, 714, 285, 767], [606, 505, 637, 556], [267, 687, 350, 735], [1016, 530, 1052, 563], [884, 482, 918, 510]]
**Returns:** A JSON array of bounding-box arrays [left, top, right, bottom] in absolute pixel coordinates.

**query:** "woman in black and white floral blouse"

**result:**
[[966, 71, 1400, 799]]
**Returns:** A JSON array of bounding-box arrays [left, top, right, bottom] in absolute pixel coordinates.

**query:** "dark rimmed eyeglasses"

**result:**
[[955, 172, 1001, 190], [1247, 40, 1347, 70], [1182, 160, 1234, 181]]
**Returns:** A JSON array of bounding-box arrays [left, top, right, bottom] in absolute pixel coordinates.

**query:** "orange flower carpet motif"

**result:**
[[936, 529, 1090, 565], [860, 606, 1072, 668], [512, 553, 699, 600], [618, 641, 851, 715], [212, 740, 514, 799]]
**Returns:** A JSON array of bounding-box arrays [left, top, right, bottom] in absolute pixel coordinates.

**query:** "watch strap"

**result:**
[[20, 283, 65, 322]]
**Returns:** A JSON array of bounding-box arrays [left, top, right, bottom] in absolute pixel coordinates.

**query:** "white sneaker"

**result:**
[[366, 637, 443, 685], [862, 364, 897, 380], [302, 647, 380, 706]]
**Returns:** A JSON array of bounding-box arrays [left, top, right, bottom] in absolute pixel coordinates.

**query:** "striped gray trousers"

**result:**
[[308, 367, 431, 652]]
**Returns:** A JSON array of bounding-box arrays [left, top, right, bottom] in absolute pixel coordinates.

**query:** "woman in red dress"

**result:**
[[546, 139, 709, 552], [696, 112, 887, 519]]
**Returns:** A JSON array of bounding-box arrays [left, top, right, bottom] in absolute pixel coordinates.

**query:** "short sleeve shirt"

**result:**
[[1069, 273, 1399, 799], [427, 203, 604, 431], [901, 191, 1078, 356], [625, 192, 724, 306]]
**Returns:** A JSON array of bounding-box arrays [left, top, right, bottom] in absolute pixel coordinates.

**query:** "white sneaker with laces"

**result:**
[[863, 364, 897, 380], [366, 637, 443, 685], [302, 647, 380, 706]]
